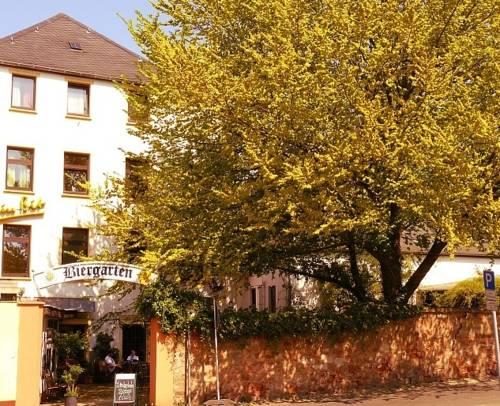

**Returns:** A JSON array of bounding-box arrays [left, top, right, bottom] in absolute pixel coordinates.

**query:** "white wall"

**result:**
[[0, 66, 143, 297], [0, 66, 146, 358], [419, 256, 499, 287], [235, 273, 290, 310]]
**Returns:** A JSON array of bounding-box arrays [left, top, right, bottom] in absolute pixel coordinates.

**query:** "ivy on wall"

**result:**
[[137, 280, 420, 340]]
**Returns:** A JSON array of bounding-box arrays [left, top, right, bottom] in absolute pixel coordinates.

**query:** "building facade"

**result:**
[[0, 14, 146, 363]]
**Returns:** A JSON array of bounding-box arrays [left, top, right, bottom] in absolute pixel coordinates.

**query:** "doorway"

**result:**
[[122, 324, 146, 362]]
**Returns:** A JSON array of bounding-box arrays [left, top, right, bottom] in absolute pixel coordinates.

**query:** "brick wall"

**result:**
[[165, 311, 498, 404]]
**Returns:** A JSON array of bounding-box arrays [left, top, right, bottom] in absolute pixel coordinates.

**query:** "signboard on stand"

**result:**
[[113, 373, 136, 405]]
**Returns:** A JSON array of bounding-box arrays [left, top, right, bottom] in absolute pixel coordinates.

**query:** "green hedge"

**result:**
[[435, 276, 500, 309], [217, 303, 420, 340], [137, 280, 420, 340]]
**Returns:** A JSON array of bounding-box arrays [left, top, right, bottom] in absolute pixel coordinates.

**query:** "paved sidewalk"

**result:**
[[42, 383, 149, 405], [255, 379, 500, 406], [42, 379, 500, 405]]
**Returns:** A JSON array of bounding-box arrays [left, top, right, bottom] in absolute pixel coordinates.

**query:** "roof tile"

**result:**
[[0, 13, 141, 82]]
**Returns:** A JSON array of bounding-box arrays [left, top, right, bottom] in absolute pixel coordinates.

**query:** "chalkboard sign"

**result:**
[[114, 373, 136, 405]]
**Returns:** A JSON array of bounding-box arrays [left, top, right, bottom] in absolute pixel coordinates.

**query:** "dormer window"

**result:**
[[68, 41, 82, 50]]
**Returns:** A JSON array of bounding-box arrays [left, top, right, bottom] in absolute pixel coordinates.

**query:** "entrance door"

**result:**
[[122, 324, 146, 361]]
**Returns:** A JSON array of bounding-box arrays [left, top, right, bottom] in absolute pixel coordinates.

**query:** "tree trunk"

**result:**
[[380, 261, 403, 303], [347, 234, 369, 302], [402, 239, 447, 301], [374, 204, 404, 303]]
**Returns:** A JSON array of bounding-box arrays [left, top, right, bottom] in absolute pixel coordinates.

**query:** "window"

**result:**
[[2, 225, 30, 277], [63, 153, 89, 194], [127, 93, 147, 123], [6, 147, 34, 191], [62, 228, 89, 264], [67, 83, 90, 116], [0, 293, 17, 301], [250, 287, 257, 309], [11, 75, 35, 110], [268, 285, 277, 313], [125, 157, 146, 197], [127, 99, 139, 123]]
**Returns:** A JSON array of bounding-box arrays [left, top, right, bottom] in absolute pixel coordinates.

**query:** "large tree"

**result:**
[[97, 0, 499, 304]]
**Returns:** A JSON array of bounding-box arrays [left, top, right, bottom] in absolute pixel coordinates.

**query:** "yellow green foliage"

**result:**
[[436, 276, 500, 309], [96, 0, 499, 303]]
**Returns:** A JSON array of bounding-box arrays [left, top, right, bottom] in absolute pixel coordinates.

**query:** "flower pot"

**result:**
[[64, 396, 78, 406]]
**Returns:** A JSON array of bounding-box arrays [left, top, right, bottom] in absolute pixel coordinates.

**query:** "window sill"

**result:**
[[62, 193, 90, 199], [3, 189, 34, 195], [66, 114, 91, 121], [9, 107, 37, 115]]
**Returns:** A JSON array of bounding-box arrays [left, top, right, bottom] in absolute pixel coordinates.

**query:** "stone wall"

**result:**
[[163, 311, 498, 404]]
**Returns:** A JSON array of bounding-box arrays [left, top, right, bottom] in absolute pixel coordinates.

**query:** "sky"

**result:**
[[0, 0, 155, 54]]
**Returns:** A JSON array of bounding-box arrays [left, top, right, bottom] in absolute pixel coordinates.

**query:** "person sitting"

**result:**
[[126, 349, 139, 363], [104, 352, 121, 374]]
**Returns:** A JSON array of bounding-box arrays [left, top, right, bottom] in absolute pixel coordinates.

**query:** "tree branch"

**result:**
[[347, 233, 368, 301], [435, 0, 462, 47], [402, 239, 447, 301], [276, 261, 368, 302]]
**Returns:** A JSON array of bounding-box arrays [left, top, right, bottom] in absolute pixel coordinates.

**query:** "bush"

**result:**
[[137, 280, 420, 340], [216, 303, 419, 340], [436, 276, 500, 309], [54, 332, 87, 360], [93, 332, 118, 359]]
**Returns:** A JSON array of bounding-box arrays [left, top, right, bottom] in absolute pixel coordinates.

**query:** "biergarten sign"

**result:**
[[113, 373, 136, 405], [33, 261, 143, 289]]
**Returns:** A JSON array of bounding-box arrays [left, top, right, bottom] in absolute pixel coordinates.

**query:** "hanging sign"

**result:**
[[33, 261, 143, 289], [113, 373, 136, 405]]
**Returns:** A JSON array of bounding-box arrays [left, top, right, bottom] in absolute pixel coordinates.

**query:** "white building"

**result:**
[[0, 13, 146, 362]]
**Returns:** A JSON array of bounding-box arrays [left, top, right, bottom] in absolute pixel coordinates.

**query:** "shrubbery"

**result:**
[[137, 280, 420, 340], [435, 276, 500, 310]]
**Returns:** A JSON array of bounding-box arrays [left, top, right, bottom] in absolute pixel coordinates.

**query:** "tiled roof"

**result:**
[[0, 13, 141, 82]]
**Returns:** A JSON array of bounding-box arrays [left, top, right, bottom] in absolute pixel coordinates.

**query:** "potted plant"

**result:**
[[62, 364, 84, 406]]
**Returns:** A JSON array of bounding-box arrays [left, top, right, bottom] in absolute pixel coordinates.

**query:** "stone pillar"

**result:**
[[16, 301, 44, 406], [0, 302, 20, 405], [149, 319, 175, 406]]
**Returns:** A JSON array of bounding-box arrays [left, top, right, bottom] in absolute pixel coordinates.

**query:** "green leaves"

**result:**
[[436, 276, 500, 310], [96, 0, 499, 304], [138, 280, 420, 339]]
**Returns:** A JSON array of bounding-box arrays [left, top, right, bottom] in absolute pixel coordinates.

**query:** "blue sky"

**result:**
[[0, 0, 154, 54]]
